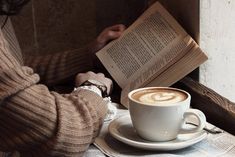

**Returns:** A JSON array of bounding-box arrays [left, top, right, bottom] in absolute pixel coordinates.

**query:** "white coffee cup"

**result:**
[[128, 87, 206, 142]]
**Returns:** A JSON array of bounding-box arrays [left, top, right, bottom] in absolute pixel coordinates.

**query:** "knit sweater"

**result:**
[[0, 18, 108, 157]]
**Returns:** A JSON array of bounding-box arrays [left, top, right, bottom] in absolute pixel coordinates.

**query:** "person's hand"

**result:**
[[89, 24, 126, 54], [75, 71, 113, 95]]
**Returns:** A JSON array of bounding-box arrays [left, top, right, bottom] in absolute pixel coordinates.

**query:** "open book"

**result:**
[[96, 2, 208, 108]]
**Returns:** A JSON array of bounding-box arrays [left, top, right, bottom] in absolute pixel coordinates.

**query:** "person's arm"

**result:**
[[23, 24, 126, 86], [0, 32, 108, 156], [24, 24, 125, 85], [24, 46, 93, 86], [0, 68, 108, 157]]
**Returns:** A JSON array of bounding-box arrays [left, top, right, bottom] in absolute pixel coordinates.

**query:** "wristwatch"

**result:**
[[81, 79, 108, 97]]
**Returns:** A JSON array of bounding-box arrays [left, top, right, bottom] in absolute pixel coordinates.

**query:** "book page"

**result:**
[[128, 36, 193, 91], [96, 2, 188, 88], [120, 44, 208, 107]]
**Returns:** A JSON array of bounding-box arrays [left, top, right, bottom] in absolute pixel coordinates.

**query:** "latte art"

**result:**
[[132, 88, 187, 105], [128, 87, 205, 142]]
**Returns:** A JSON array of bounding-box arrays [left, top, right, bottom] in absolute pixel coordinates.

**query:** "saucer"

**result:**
[[108, 115, 207, 151]]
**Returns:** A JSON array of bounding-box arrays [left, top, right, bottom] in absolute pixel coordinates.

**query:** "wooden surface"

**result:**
[[175, 77, 235, 135]]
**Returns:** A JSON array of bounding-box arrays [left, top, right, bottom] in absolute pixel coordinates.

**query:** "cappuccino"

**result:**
[[128, 87, 206, 141], [132, 88, 187, 105]]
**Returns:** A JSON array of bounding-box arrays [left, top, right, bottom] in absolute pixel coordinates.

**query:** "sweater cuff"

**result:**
[[74, 85, 102, 97], [71, 89, 108, 123]]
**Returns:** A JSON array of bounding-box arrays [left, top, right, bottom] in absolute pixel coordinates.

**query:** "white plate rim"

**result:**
[[108, 115, 208, 151]]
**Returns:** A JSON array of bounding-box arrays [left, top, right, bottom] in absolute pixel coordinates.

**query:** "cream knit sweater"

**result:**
[[0, 19, 108, 157]]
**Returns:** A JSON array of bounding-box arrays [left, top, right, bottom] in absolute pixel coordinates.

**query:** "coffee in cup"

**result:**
[[128, 87, 206, 142], [131, 88, 187, 105]]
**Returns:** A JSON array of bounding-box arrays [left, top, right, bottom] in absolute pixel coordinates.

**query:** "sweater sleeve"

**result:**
[[23, 47, 94, 86], [0, 31, 108, 157], [0, 67, 108, 157]]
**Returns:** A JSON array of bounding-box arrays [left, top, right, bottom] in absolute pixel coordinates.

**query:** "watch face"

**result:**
[[83, 79, 108, 97]]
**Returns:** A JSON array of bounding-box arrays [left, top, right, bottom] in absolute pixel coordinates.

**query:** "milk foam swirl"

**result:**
[[138, 91, 185, 104]]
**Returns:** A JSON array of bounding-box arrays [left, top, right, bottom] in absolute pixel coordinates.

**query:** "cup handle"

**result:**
[[180, 109, 207, 133]]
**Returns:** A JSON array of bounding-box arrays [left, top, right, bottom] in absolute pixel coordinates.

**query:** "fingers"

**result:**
[[105, 78, 113, 94], [106, 24, 126, 32], [103, 31, 121, 41], [89, 24, 126, 54], [76, 71, 95, 86], [105, 24, 126, 38], [98, 24, 126, 43], [97, 73, 105, 77]]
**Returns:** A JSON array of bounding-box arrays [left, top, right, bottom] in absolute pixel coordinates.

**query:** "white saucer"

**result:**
[[108, 115, 207, 151]]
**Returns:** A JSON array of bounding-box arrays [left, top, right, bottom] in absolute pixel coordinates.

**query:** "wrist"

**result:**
[[80, 79, 108, 97], [74, 85, 102, 97]]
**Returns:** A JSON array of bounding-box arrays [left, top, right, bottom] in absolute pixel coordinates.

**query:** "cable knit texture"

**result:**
[[0, 20, 108, 157]]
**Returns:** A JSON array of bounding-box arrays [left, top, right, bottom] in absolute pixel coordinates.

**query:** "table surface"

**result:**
[[85, 109, 235, 157]]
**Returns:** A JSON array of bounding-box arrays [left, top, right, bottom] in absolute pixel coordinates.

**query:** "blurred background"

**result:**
[[11, 0, 235, 102]]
